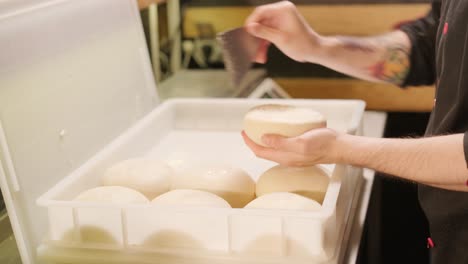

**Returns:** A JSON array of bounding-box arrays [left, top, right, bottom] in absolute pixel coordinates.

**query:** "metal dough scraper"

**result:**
[[217, 27, 261, 86]]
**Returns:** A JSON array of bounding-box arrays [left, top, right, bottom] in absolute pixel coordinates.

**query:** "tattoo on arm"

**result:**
[[337, 34, 411, 85], [368, 45, 410, 85]]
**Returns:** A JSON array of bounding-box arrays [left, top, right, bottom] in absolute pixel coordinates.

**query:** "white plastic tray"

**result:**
[[37, 98, 365, 263]]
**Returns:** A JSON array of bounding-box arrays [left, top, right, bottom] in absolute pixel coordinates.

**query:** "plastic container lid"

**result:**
[[0, 0, 157, 262]]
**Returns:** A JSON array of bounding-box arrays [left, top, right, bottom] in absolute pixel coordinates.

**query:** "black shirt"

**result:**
[[400, 1, 468, 263]]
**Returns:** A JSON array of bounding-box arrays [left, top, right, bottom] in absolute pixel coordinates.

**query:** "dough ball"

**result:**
[[74, 186, 149, 203], [245, 192, 321, 211], [143, 230, 204, 249], [171, 165, 255, 208], [256, 165, 330, 204], [151, 189, 231, 208], [102, 158, 172, 199], [243, 104, 326, 146], [61, 225, 118, 244], [241, 234, 309, 256]]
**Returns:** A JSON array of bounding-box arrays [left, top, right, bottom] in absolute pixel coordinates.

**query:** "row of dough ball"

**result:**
[[74, 186, 323, 211], [75, 159, 330, 211], [75, 186, 231, 207], [96, 159, 255, 207]]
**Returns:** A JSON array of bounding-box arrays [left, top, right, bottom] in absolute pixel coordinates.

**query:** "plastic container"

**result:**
[[37, 98, 365, 263]]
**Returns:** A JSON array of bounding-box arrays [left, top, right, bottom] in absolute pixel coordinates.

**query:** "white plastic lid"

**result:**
[[0, 0, 158, 262]]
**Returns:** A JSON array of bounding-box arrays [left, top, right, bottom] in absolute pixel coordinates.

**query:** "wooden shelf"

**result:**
[[273, 78, 434, 112], [183, 4, 430, 38]]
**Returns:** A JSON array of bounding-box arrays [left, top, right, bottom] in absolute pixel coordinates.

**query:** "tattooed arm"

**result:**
[[315, 32, 411, 85], [245, 1, 411, 85]]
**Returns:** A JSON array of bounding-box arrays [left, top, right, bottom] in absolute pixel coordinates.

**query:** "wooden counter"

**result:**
[[183, 4, 430, 38]]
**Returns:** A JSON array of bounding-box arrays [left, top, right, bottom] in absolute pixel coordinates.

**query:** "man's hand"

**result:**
[[243, 129, 468, 192], [245, 1, 322, 63], [244, 1, 412, 85], [241, 128, 341, 166]]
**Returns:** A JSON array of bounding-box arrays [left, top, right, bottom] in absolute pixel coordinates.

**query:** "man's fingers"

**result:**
[[242, 131, 309, 165], [242, 131, 303, 155], [254, 40, 270, 63], [262, 133, 304, 153], [241, 131, 267, 153], [242, 131, 320, 166], [242, 131, 284, 158]]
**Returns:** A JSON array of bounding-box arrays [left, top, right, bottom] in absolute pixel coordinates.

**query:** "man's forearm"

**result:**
[[335, 133, 468, 191], [312, 31, 411, 86]]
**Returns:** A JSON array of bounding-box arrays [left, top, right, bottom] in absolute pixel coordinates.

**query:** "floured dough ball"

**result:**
[[256, 165, 330, 204], [102, 158, 172, 199], [74, 186, 149, 203], [245, 192, 321, 211], [243, 104, 326, 146], [151, 189, 231, 208], [171, 165, 255, 208]]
